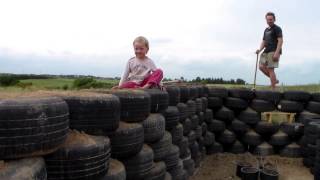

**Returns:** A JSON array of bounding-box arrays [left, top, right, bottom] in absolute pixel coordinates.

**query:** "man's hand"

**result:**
[[255, 49, 261, 54], [273, 52, 280, 62]]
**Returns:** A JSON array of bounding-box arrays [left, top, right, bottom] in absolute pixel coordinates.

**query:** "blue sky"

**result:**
[[1, 0, 320, 85]]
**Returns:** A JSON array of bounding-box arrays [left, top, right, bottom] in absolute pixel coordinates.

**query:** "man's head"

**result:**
[[265, 12, 276, 27], [133, 36, 149, 59]]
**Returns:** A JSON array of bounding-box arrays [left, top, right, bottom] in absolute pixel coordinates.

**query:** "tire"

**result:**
[[217, 130, 236, 145], [279, 143, 301, 158], [190, 115, 199, 130], [269, 130, 291, 146], [148, 131, 172, 162], [201, 97, 208, 111], [205, 109, 213, 123], [62, 94, 120, 135], [109, 121, 144, 158], [164, 145, 180, 170], [283, 91, 311, 102], [254, 90, 282, 104], [206, 142, 223, 154], [45, 130, 111, 180], [197, 112, 205, 125], [224, 97, 248, 111], [207, 87, 228, 98], [189, 142, 199, 159], [201, 122, 208, 135], [250, 99, 276, 112], [228, 88, 254, 100], [170, 123, 184, 145], [189, 86, 199, 100], [214, 106, 235, 124], [187, 131, 197, 145], [238, 108, 261, 126], [167, 160, 187, 180], [186, 100, 196, 117], [182, 118, 192, 136], [231, 119, 249, 135], [297, 111, 320, 125], [112, 90, 151, 122], [278, 100, 304, 113], [208, 119, 226, 134], [177, 137, 189, 159], [312, 93, 320, 102], [280, 122, 304, 139], [165, 172, 172, 180], [0, 157, 47, 180], [208, 97, 223, 110], [144, 89, 169, 113], [182, 156, 195, 177], [306, 101, 320, 114], [163, 106, 180, 130], [178, 86, 190, 103], [253, 142, 274, 156], [177, 103, 188, 122], [165, 86, 181, 106], [145, 161, 167, 180], [197, 86, 205, 98], [242, 130, 263, 146], [120, 144, 154, 180], [195, 126, 202, 140], [0, 96, 69, 159], [255, 121, 279, 136], [143, 114, 166, 143], [195, 98, 203, 114], [225, 140, 246, 154], [101, 158, 126, 180]]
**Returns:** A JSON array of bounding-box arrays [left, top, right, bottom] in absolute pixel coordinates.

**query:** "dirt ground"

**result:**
[[190, 153, 313, 180]]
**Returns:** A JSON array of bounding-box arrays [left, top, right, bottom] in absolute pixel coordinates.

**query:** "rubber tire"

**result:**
[[0, 157, 47, 180], [250, 99, 276, 112], [217, 130, 236, 145], [165, 86, 181, 106], [0, 96, 69, 159], [280, 122, 304, 138], [269, 130, 291, 146], [144, 89, 169, 113], [186, 100, 196, 117], [254, 90, 282, 104], [242, 130, 263, 146], [206, 142, 223, 154], [214, 106, 235, 124], [283, 91, 311, 102], [143, 114, 166, 143], [306, 101, 320, 114], [189, 86, 199, 100], [178, 86, 190, 103], [208, 97, 223, 110], [109, 121, 144, 159], [101, 158, 126, 180], [112, 90, 151, 122], [224, 97, 248, 111], [205, 109, 213, 123], [208, 119, 226, 134], [253, 142, 274, 156], [228, 88, 254, 100], [278, 100, 304, 113], [148, 131, 172, 162], [177, 103, 189, 122], [164, 145, 180, 170], [238, 108, 261, 126], [255, 121, 279, 136], [190, 115, 199, 130], [231, 119, 249, 135], [145, 161, 167, 180], [207, 87, 228, 98], [225, 140, 246, 154], [170, 123, 184, 145], [297, 111, 320, 125], [279, 143, 301, 158], [182, 118, 192, 136], [120, 144, 154, 180], [163, 106, 180, 130]]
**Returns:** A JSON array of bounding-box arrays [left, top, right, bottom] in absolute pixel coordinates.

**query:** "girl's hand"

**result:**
[[112, 86, 119, 89]]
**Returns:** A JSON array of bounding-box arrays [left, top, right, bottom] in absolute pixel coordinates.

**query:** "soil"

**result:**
[[190, 153, 313, 180], [64, 130, 97, 146]]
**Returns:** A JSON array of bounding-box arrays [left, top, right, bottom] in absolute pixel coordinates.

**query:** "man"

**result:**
[[256, 12, 283, 90]]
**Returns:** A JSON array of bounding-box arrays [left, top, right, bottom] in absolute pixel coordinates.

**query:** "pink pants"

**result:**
[[120, 69, 163, 89]]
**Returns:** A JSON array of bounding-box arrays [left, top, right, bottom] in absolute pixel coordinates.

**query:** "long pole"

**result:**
[[253, 53, 259, 90]]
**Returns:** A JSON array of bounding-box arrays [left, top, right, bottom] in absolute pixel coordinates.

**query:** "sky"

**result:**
[[1, 0, 320, 85]]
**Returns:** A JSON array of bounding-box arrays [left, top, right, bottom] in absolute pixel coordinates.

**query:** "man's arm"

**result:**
[[273, 37, 283, 61]]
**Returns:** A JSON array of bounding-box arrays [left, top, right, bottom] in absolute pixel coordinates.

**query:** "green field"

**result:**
[[0, 78, 319, 93]]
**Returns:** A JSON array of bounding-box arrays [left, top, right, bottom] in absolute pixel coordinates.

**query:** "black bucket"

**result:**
[[236, 161, 252, 177], [260, 168, 279, 180], [241, 167, 259, 180]]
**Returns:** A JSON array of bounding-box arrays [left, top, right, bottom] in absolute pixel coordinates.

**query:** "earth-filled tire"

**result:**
[[111, 90, 151, 122], [62, 93, 120, 135], [144, 89, 169, 113], [177, 103, 188, 122], [238, 108, 261, 126], [170, 123, 184, 145], [231, 119, 249, 135], [312, 92, 320, 102], [182, 156, 195, 177], [206, 142, 223, 154], [242, 130, 263, 146], [217, 130, 236, 145], [177, 137, 189, 159], [190, 115, 199, 130], [100, 158, 126, 180], [208, 119, 226, 134], [204, 109, 213, 123], [297, 111, 320, 125], [225, 140, 246, 154], [45, 130, 111, 180], [189, 86, 199, 100], [214, 106, 235, 124], [279, 143, 301, 158], [255, 121, 279, 136], [167, 159, 187, 180], [208, 97, 223, 110], [109, 122, 144, 158], [306, 101, 320, 114], [163, 106, 180, 130], [0, 96, 69, 159], [143, 114, 166, 143], [201, 97, 208, 111], [148, 131, 173, 162], [178, 86, 190, 103], [120, 144, 154, 180], [269, 130, 291, 146], [0, 157, 47, 180], [283, 91, 311, 102], [277, 100, 304, 113], [195, 98, 203, 114], [164, 145, 181, 170], [207, 87, 228, 98], [224, 97, 248, 111], [182, 118, 192, 136], [254, 90, 282, 104], [145, 161, 167, 180], [280, 122, 304, 139], [253, 142, 274, 156], [165, 86, 181, 106], [228, 88, 254, 101], [186, 100, 196, 117], [250, 99, 276, 112]]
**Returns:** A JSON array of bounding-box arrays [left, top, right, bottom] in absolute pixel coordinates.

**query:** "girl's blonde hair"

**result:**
[[133, 36, 149, 49]]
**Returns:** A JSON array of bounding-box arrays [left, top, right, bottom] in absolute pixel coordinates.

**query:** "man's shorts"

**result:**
[[259, 52, 279, 68]]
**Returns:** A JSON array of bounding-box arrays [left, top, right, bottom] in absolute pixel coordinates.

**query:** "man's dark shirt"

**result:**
[[263, 24, 283, 53]]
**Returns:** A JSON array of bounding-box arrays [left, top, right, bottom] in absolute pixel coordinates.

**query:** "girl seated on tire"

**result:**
[[112, 36, 164, 89]]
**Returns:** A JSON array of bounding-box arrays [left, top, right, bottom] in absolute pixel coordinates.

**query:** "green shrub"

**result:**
[[0, 75, 20, 86], [73, 77, 113, 89], [16, 82, 33, 89]]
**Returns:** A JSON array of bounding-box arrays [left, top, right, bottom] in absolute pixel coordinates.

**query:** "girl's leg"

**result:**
[[119, 81, 140, 89], [141, 69, 163, 88]]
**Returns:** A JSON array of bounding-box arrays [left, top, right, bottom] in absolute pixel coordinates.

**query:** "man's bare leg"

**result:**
[[259, 64, 270, 77], [268, 68, 278, 90]]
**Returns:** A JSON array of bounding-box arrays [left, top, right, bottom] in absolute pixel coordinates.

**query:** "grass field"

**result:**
[[0, 78, 319, 92]]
